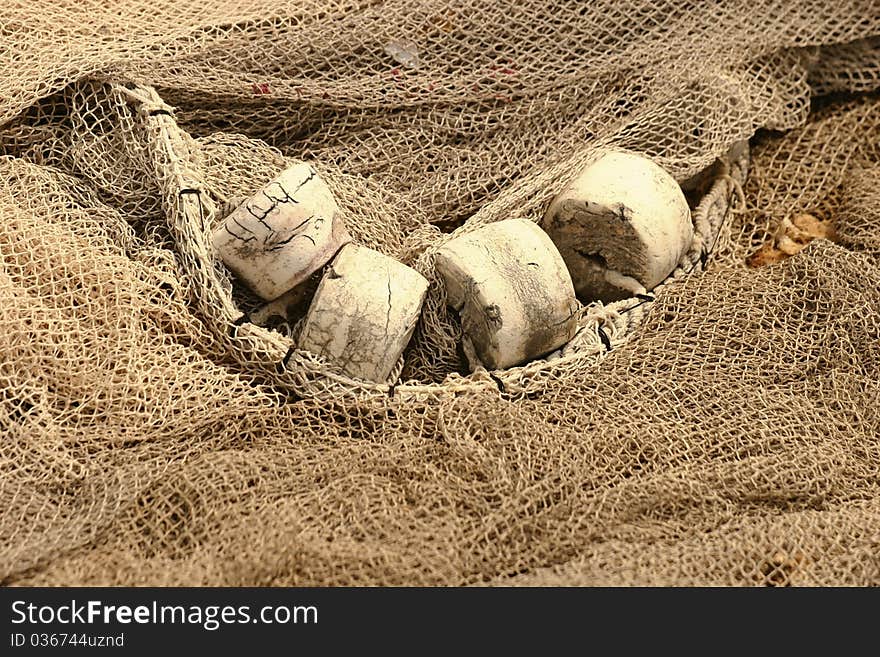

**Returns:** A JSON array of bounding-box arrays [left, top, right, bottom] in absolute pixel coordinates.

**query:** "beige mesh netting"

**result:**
[[2, 1, 879, 587]]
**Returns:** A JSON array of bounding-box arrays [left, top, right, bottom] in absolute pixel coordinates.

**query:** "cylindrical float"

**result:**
[[542, 150, 693, 303], [435, 218, 580, 371], [212, 161, 351, 301], [297, 243, 429, 383]]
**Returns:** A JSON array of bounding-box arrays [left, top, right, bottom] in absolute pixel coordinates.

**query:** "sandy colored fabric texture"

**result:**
[[1, 1, 879, 586]]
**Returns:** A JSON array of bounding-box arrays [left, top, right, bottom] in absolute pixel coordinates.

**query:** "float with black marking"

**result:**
[[212, 161, 351, 300]]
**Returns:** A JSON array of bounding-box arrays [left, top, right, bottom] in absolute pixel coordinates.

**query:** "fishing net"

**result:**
[[2, 1, 879, 586]]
